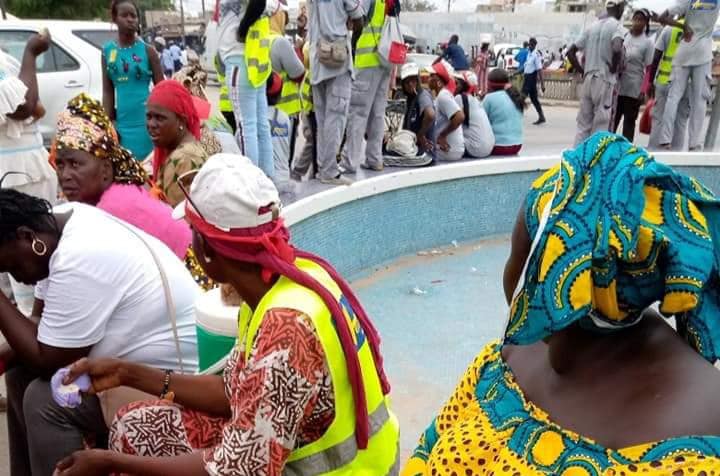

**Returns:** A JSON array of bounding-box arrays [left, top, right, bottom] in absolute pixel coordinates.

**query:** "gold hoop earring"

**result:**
[[31, 237, 47, 257]]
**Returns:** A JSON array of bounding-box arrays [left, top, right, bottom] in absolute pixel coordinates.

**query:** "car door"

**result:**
[[0, 29, 91, 145]]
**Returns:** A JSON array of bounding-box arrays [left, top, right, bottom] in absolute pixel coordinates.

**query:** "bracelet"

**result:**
[[159, 369, 173, 400]]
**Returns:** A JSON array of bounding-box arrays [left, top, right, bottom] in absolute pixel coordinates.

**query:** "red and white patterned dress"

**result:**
[[109, 308, 335, 475]]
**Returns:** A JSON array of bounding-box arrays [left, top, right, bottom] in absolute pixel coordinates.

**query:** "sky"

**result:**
[[178, 0, 676, 14]]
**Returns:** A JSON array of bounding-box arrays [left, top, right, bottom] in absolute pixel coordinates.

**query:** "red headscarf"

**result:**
[[431, 61, 456, 94], [148, 80, 202, 179], [186, 209, 390, 450]]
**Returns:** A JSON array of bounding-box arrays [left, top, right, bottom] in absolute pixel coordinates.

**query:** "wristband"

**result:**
[[159, 369, 174, 400]]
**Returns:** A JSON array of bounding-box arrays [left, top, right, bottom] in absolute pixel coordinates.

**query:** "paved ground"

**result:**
[[0, 85, 709, 474]]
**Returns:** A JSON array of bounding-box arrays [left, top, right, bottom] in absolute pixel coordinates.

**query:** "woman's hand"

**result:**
[[437, 134, 449, 152], [64, 357, 126, 394], [26, 33, 51, 58], [54, 449, 112, 476]]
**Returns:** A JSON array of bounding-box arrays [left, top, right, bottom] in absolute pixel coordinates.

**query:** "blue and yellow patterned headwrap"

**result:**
[[505, 133, 720, 362]]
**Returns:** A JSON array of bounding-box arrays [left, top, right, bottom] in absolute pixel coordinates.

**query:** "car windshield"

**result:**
[[72, 29, 116, 50]]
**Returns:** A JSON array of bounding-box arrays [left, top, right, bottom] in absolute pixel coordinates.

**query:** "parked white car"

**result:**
[[0, 20, 116, 145], [493, 43, 522, 71]]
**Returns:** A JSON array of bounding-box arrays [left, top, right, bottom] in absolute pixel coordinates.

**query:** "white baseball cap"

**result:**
[[172, 153, 281, 231], [400, 62, 419, 80]]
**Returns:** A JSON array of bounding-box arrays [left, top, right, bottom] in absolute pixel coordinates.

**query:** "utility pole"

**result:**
[[202, 0, 206, 17], [447, 0, 451, 12], [178, 0, 186, 47], [0, 0, 7, 20]]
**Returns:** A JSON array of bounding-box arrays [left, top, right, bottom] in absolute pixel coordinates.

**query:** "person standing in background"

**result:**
[[647, 22, 691, 150], [214, 54, 237, 133], [441, 34, 469, 71], [0, 34, 58, 319], [303, 0, 365, 185], [217, 0, 279, 179], [267, 2, 305, 193], [340, 0, 393, 174], [169, 41, 183, 72], [567, 0, 626, 145], [103, 0, 164, 161], [613, 9, 653, 142], [657, 0, 720, 151], [522, 37, 546, 125], [475, 41, 490, 96], [515, 41, 530, 72]]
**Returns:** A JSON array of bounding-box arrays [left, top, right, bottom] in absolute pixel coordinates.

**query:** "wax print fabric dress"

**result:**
[[103, 39, 154, 160]]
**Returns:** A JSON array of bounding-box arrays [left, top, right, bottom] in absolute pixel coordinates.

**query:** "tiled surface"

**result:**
[[350, 237, 511, 457]]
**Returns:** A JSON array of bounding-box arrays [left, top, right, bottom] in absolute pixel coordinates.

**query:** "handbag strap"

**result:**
[[104, 214, 185, 374]]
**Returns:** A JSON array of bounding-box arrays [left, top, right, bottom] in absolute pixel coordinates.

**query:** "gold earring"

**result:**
[[31, 237, 47, 256]]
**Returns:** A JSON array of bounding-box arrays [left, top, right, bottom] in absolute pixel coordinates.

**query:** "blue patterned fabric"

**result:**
[[505, 132, 720, 362]]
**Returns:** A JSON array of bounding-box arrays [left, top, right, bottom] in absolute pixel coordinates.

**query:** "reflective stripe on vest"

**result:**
[[301, 72, 313, 113], [245, 17, 272, 88], [657, 22, 684, 86], [214, 56, 233, 113], [268, 34, 304, 116], [354, 0, 386, 69], [237, 258, 399, 475]]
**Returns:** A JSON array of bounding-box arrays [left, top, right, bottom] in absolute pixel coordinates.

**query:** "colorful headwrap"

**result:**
[[148, 80, 202, 179], [505, 133, 720, 362], [55, 93, 146, 186]]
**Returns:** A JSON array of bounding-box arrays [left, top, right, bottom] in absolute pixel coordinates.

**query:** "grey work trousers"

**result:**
[[340, 66, 391, 171], [648, 82, 690, 151], [292, 112, 317, 178], [310, 72, 352, 180], [7, 366, 107, 476], [574, 74, 615, 146], [659, 62, 711, 150]]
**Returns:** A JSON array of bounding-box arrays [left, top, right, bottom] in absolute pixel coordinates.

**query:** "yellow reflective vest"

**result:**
[[657, 21, 684, 86], [301, 70, 313, 113], [237, 258, 400, 475], [214, 54, 233, 113], [245, 17, 272, 88], [354, 0, 386, 70], [268, 33, 303, 117]]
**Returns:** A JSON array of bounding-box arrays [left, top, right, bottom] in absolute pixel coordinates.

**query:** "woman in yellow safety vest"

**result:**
[[217, 0, 277, 179], [54, 154, 400, 476]]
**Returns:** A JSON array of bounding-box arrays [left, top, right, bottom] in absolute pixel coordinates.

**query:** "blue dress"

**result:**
[[103, 40, 154, 160]]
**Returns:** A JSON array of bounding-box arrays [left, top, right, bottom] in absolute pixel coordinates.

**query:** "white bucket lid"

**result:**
[[195, 287, 240, 336]]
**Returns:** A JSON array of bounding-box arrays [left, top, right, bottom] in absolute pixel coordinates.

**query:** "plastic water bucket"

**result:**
[[195, 287, 240, 373]]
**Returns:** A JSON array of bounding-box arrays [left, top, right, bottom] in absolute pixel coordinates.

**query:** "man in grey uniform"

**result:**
[[648, 24, 691, 150], [567, 0, 626, 146], [303, 0, 365, 185], [657, 0, 719, 150], [340, 0, 391, 174]]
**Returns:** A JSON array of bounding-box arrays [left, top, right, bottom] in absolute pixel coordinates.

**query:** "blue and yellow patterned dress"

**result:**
[[403, 341, 720, 475], [103, 39, 154, 160], [405, 133, 720, 475]]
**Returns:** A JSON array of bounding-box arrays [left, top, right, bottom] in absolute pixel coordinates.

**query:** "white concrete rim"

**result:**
[[283, 152, 720, 226]]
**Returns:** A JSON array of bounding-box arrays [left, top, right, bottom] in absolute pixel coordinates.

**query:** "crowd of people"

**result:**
[[2, 0, 720, 473], [566, 0, 719, 150]]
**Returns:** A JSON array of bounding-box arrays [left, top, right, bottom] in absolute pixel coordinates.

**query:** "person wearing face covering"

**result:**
[[403, 132, 720, 475]]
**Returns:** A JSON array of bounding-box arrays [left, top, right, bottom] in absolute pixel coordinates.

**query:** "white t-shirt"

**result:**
[[455, 94, 495, 158], [35, 203, 199, 372], [433, 88, 464, 159]]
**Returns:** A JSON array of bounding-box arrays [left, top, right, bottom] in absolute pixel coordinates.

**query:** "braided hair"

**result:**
[[0, 189, 57, 245], [111, 0, 139, 18]]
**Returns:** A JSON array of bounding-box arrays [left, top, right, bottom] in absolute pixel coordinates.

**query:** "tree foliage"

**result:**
[[6, 0, 174, 20], [401, 0, 437, 11]]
